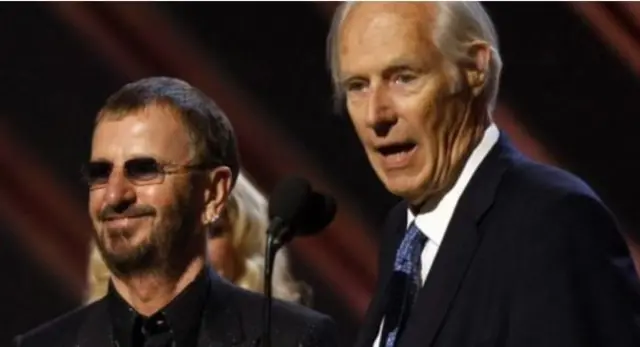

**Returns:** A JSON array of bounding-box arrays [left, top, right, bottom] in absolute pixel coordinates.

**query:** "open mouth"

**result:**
[[375, 141, 418, 169], [377, 142, 417, 156]]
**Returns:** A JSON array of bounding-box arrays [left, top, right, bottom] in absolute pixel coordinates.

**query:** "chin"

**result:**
[[382, 176, 418, 199], [381, 170, 432, 203], [101, 228, 146, 251], [103, 241, 137, 258]]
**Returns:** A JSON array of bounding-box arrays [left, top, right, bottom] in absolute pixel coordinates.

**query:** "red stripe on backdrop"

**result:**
[[570, 3, 640, 76], [568, 2, 640, 267], [618, 2, 640, 34], [0, 119, 90, 297], [492, 105, 556, 165], [50, 3, 153, 79]]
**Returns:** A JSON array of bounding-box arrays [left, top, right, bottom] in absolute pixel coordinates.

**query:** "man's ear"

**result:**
[[201, 166, 233, 226], [463, 40, 492, 97]]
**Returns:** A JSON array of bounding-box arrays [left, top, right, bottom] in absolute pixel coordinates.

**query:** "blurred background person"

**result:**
[[86, 171, 310, 305]]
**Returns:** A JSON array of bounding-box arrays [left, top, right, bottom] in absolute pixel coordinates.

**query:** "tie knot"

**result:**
[[407, 222, 426, 243], [393, 222, 427, 274]]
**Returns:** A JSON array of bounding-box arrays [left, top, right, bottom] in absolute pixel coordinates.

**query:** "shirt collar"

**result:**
[[107, 266, 210, 347], [407, 123, 500, 245]]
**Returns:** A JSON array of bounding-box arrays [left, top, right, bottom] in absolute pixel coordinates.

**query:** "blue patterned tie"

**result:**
[[381, 222, 428, 347]]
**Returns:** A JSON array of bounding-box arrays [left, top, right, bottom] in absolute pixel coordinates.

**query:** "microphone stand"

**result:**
[[262, 228, 285, 347]]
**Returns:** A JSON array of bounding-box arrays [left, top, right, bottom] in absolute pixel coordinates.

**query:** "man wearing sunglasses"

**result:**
[[13, 77, 337, 347]]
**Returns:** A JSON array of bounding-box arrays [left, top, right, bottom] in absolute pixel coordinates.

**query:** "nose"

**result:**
[[102, 169, 136, 213], [365, 85, 397, 136]]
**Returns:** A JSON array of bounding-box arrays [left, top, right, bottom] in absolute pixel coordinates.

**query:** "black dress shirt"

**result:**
[[107, 269, 210, 347]]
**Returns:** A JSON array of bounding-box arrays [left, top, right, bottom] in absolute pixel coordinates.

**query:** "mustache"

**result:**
[[98, 205, 156, 221]]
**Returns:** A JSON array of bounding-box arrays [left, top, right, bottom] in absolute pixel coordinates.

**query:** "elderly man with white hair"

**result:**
[[328, 2, 639, 347]]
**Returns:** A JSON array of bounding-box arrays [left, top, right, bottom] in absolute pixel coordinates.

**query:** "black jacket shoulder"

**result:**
[[13, 300, 104, 347]]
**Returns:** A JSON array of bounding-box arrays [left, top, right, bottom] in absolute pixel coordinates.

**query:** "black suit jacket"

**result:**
[[13, 271, 337, 347], [357, 136, 640, 347]]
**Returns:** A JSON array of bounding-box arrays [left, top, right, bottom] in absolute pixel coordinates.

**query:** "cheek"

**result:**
[[88, 190, 104, 221], [138, 184, 182, 218], [400, 86, 451, 142], [136, 185, 165, 204], [346, 106, 370, 140]]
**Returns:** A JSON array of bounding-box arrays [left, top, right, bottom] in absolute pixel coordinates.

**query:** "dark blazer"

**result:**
[[13, 271, 338, 347], [357, 136, 640, 347]]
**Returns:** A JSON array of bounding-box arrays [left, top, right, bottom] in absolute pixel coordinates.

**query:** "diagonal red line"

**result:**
[[492, 105, 556, 165], [0, 119, 89, 296], [0, 190, 85, 296], [569, 3, 640, 266], [570, 3, 640, 76], [50, 3, 152, 79], [0, 186, 86, 296], [618, 2, 640, 35], [0, 124, 92, 249]]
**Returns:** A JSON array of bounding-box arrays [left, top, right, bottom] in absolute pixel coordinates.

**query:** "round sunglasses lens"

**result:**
[[127, 159, 161, 181]]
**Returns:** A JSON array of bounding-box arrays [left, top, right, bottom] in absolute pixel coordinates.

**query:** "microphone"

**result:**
[[265, 176, 313, 248], [268, 181, 337, 246], [261, 177, 337, 347]]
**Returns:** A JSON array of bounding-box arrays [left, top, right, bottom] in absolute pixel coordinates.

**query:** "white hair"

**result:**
[[327, 1, 503, 113]]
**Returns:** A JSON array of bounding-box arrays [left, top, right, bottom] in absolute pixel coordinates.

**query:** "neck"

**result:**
[[111, 256, 206, 317], [410, 113, 490, 213]]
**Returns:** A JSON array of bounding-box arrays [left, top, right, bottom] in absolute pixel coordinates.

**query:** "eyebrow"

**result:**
[[88, 154, 159, 164], [384, 57, 425, 72], [88, 157, 110, 163], [340, 57, 425, 84]]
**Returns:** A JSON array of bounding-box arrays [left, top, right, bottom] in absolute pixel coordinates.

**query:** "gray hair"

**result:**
[[97, 76, 241, 185], [327, 2, 503, 113]]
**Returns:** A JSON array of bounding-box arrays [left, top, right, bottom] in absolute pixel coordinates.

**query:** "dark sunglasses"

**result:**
[[81, 157, 213, 188]]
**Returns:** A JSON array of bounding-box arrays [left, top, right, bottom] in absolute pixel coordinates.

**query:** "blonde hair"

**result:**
[[86, 242, 111, 303], [85, 171, 308, 304], [224, 173, 309, 304]]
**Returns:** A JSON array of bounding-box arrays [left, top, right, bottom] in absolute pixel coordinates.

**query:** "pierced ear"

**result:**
[[201, 166, 232, 225], [201, 205, 219, 226], [463, 40, 492, 96]]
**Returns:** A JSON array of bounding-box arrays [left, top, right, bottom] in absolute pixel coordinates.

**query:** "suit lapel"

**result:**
[[76, 301, 114, 347], [198, 270, 257, 347], [398, 136, 514, 347]]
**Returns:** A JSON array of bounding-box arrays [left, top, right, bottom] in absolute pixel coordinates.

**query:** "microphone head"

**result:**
[[268, 176, 312, 224], [296, 192, 336, 236], [278, 191, 337, 244]]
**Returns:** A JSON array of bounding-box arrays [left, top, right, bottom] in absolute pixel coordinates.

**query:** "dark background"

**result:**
[[1, 2, 639, 346]]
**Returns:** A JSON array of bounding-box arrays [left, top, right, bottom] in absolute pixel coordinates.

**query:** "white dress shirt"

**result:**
[[373, 124, 500, 347]]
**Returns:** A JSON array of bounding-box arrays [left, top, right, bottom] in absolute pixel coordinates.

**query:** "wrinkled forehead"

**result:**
[[90, 105, 193, 164], [338, 2, 440, 74]]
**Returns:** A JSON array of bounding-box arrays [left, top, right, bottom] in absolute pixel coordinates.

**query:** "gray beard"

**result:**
[[96, 197, 199, 280]]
